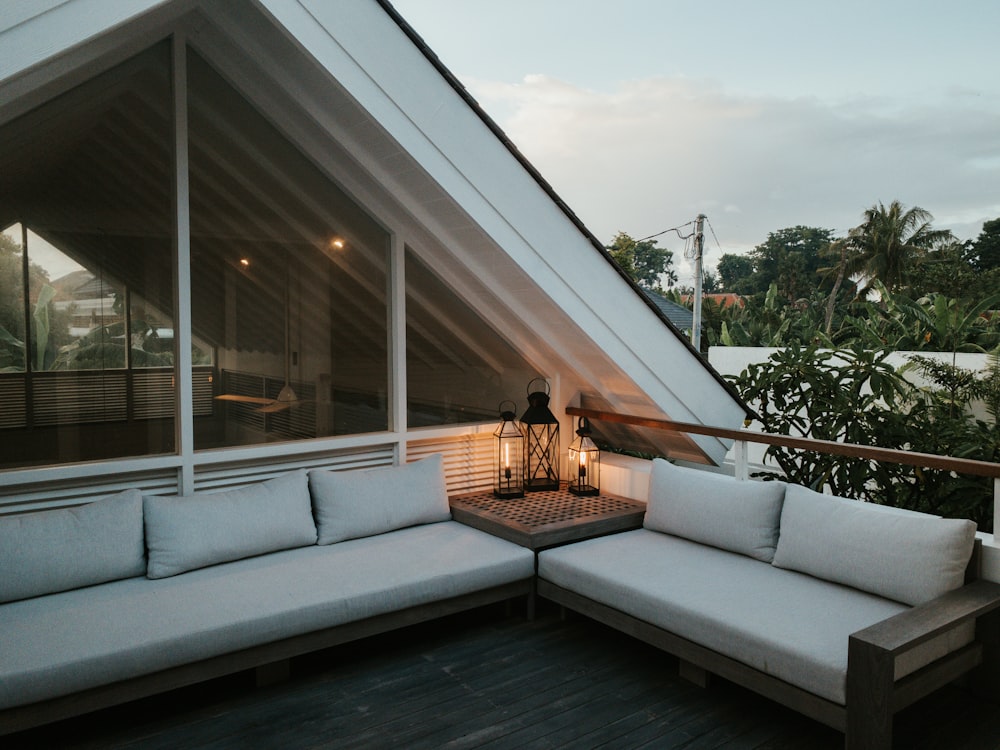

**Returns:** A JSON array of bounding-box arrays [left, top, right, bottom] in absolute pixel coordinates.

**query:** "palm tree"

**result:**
[[820, 237, 863, 334], [819, 201, 952, 334], [846, 200, 953, 296]]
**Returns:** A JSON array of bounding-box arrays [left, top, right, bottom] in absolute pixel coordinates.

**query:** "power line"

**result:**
[[704, 216, 724, 257], [634, 221, 696, 245]]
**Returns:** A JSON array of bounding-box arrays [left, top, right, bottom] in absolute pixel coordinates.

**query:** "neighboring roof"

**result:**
[[642, 290, 695, 332], [683, 292, 746, 309]]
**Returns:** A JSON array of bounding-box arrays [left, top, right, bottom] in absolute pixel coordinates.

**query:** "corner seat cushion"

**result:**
[[144, 470, 317, 579], [644, 458, 786, 562], [538, 529, 972, 705], [772, 484, 977, 606], [0, 489, 145, 604], [309, 453, 451, 544], [0, 521, 534, 711]]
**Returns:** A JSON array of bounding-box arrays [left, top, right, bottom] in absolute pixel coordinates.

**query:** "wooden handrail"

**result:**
[[566, 406, 1000, 479]]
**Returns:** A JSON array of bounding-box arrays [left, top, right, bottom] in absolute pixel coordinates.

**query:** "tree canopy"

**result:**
[[971, 218, 1000, 272], [714, 226, 837, 301], [605, 231, 676, 291]]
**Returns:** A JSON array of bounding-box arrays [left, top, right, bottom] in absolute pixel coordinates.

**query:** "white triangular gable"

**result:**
[[0, 0, 747, 468]]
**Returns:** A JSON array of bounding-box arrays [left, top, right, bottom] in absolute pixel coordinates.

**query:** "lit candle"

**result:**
[[505, 443, 510, 468]]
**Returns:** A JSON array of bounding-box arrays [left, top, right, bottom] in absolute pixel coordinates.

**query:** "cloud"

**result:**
[[469, 75, 1000, 283]]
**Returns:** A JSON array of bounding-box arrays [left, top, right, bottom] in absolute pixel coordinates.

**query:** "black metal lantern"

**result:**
[[521, 378, 560, 492], [567, 416, 600, 496], [493, 400, 525, 499]]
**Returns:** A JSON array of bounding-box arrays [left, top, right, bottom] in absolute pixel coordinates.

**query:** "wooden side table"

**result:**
[[449, 486, 646, 552], [450, 486, 646, 619]]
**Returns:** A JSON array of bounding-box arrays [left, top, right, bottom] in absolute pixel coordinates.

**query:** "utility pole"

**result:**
[[691, 214, 705, 351]]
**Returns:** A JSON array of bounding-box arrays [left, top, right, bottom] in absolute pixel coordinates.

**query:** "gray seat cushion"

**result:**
[[0, 521, 534, 710], [539, 529, 971, 705]]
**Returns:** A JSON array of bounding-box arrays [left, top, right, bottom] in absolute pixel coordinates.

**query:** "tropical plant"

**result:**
[[732, 343, 997, 530], [839, 283, 1000, 355], [31, 284, 57, 371], [895, 349, 1000, 526], [706, 284, 832, 348]]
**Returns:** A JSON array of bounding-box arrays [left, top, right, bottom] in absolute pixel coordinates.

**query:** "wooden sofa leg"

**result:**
[[970, 607, 1000, 702], [255, 659, 291, 688], [679, 659, 711, 688], [847, 636, 893, 750]]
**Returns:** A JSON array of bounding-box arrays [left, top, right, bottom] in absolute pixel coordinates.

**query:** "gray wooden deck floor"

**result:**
[[9, 602, 1000, 749]]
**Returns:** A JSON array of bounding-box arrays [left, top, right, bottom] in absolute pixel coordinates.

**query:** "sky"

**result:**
[[390, 0, 1000, 286]]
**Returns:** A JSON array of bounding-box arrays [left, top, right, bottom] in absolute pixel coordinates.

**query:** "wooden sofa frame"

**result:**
[[0, 580, 531, 736], [537, 540, 1000, 750], [5, 543, 998, 746]]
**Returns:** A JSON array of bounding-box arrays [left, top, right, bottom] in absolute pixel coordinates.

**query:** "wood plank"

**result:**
[[850, 579, 1000, 654], [566, 405, 1000, 478], [7, 607, 1000, 749], [846, 636, 894, 750]]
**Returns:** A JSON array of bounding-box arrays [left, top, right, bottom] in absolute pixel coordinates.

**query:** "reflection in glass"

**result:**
[[405, 248, 537, 427], [0, 227, 26, 373], [187, 50, 389, 449], [0, 43, 177, 468]]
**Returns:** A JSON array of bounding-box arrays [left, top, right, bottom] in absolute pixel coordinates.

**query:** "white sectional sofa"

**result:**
[[537, 459, 1000, 750], [0, 455, 535, 734]]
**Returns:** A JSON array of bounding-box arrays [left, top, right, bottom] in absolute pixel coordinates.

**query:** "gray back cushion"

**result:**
[[309, 453, 452, 544], [644, 459, 786, 562], [0, 489, 146, 603], [144, 470, 317, 579], [772, 483, 977, 605]]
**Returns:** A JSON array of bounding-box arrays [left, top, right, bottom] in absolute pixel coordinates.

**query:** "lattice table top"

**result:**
[[453, 489, 641, 529], [449, 486, 646, 550]]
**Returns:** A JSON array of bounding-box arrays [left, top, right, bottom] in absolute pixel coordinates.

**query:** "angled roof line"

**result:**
[[375, 0, 750, 415]]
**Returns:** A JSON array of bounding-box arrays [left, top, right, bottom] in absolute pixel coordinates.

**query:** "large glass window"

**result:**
[[406, 248, 536, 426], [187, 51, 390, 449], [0, 43, 178, 468]]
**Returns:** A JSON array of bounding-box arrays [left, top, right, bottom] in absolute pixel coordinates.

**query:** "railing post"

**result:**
[[995, 478, 999, 537], [734, 440, 749, 481]]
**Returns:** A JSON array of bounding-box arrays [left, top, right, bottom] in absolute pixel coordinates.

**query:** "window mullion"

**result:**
[[172, 34, 195, 493]]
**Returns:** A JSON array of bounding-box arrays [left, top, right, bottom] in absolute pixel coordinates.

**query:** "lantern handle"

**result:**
[[498, 399, 517, 417], [526, 377, 550, 397], [577, 416, 591, 433]]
